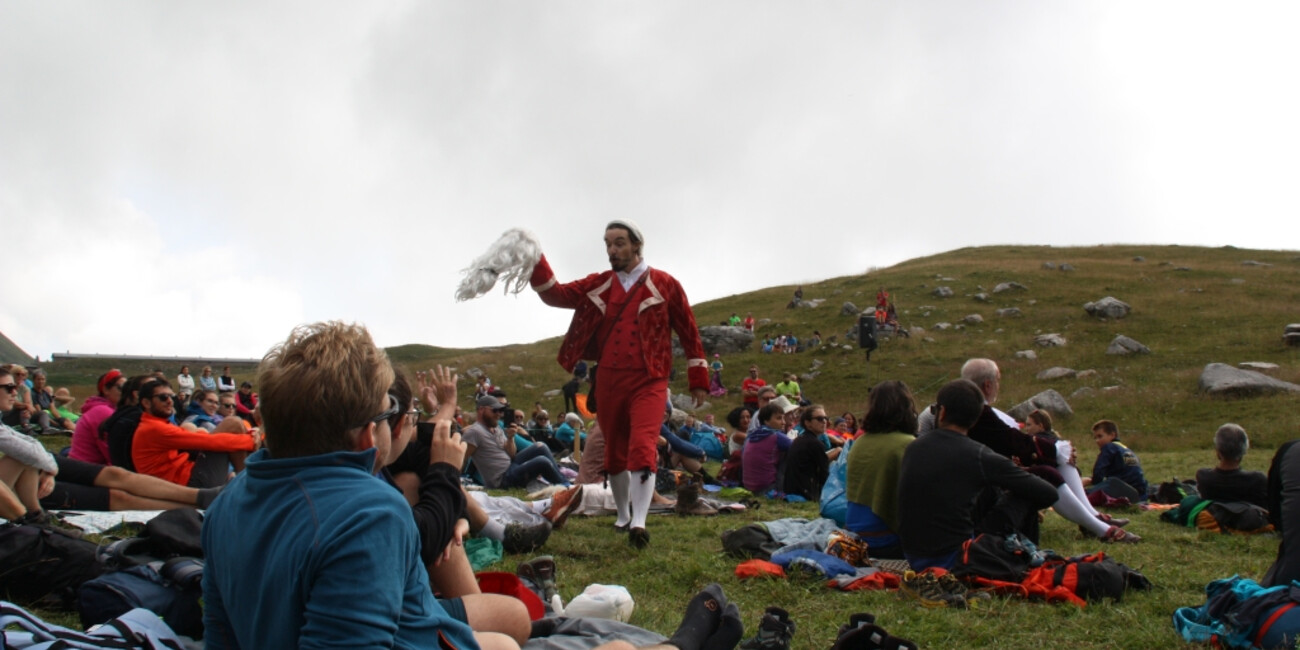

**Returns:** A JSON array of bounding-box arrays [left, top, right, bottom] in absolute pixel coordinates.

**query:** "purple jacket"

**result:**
[[742, 426, 791, 492]]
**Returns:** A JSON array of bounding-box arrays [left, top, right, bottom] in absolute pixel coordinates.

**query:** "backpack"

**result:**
[[1154, 478, 1200, 505], [0, 600, 191, 649], [1174, 575, 1300, 649], [818, 439, 851, 526], [77, 560, 204, 640], [1022, 553, 1151, 606], [951, 533, 1035, 583], [0, 521, 105, 610]]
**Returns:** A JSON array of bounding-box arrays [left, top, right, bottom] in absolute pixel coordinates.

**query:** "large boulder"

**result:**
[[674, 326, 754, 357], [1199, 363, 1300, 397], [671, 392, 708, 412], [993, 282, 1027, 293], [996, 308, 1022, 318], [1107, 335, 1151, 355], [1084, 296, 1131, 319], [840, 301, 860, 316], [962, 314, 984, 325], [1007, 389, 1074, 421], [933, 286, 954, 298], [1035, 333, 1067, 347], [1015, 349, 1038, 361], [1036, 367, 1076, 380]]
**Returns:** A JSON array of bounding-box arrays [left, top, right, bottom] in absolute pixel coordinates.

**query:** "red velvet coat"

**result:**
[[530, 255, 708, 393]]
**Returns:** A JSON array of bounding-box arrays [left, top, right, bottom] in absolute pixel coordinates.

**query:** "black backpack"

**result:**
[[0, 520, 106, 609]]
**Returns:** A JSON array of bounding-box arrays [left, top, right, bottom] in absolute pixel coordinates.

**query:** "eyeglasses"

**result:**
[[0, 383, 17, 394], [810, 416, 829, 422], [370, 393, 400, 425]]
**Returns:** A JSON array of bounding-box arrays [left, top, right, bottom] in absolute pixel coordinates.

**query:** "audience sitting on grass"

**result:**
[[27, 370, 72, 434], [462, 394, 569, 489], [50, 387, 80, 428], [783, 404, 831, 501], [555, 412, 586, 454], [131, 379, 258, 488], [104, 374, 152, 470], [69, 370, 124, 465], [724, 407, 749, 456], [234, 381, 258, 424], [0, 365, 221, 523], [182, 389, 224, 432], [846, 380, 919, 559], [1, 364, 37, 434], [898, 379, 1060, 571], [661, 408, 706, 475], [743, 400, 796, 495], [1086, 419, 1149, 503], [1196, 423, 1266, 508], [957, 358, 1138, 543]]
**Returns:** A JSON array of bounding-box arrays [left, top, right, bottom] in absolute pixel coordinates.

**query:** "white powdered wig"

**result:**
[[455, 228, 544, 302]]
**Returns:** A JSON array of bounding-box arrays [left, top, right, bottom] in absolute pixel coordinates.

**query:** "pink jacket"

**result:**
[[69, 395, 115, 465]]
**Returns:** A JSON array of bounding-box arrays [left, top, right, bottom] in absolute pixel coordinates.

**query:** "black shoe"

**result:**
[[629, 526, 650, 549], [740, 606, 794, 650], [503, 521, 552, 554]]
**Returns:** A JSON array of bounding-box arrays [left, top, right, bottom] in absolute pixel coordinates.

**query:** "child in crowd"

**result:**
[[1086, 419, 1149, 502]]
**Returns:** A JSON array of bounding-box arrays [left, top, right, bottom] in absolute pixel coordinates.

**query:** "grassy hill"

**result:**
[[28, 244, 1300, 648]]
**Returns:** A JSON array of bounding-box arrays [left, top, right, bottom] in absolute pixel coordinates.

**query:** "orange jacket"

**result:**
[[132, 412, 256, 486]]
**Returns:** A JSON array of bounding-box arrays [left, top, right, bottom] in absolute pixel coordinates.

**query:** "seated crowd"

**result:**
[[5, 341, 1300, 647]]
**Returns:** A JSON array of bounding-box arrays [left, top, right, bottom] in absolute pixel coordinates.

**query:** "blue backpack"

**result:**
[[77, 559, 204, 641], [1173, 575, 1300, 649]]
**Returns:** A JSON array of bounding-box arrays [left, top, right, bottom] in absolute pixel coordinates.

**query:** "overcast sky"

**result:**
[[2, 2, 1296, 361]]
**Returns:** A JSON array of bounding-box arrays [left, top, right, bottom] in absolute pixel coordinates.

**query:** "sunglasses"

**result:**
[[219, 402, 236, 409], [370, 393, 400, 425], [150, 393, 177, 402], [809, 416, 829, 422], [0, 383, 17, 394]]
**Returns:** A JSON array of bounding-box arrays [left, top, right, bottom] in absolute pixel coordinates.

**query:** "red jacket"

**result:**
[[530, 255, 708, 393], [132, 412, 256, 486]]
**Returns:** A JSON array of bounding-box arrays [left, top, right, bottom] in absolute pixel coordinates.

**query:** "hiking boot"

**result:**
[[1100, 525, 1141, 544], [899, 570, 950, 608], [1096, 512, 1130, 528], [739, 606, 795, 650], [503, 521, 552, 554], [831, 613, 917, 650], [544, 485, 583, 529], [517, 555, 558, 602], [628, 526, 650, 549], [675, 483, 718, 516]]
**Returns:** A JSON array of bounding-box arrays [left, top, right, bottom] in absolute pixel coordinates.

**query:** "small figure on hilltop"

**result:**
[[743, 312, 754, 332], [709, 354, 727, 397], [727, 312, 741, 327], [741, 365, 766, 414]]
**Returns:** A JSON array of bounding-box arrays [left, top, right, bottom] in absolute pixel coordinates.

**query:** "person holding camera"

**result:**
[[461, 395, 569, 490]]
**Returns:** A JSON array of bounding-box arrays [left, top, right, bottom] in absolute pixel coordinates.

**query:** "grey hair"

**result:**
[[1214, 423, 1250, 462], [565, 412, 582, 427], [960, 358, 999, 387], [669, 408, 688, 429]]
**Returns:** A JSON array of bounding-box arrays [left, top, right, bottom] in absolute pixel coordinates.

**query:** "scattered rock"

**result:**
[[523, 383, 536, 389], [963, 314, 984, 325], [1027, 300, 1037, 306], [1175, 266, 1191, 271], [1015, 349, 1038, 361], [1041, 262, 1056, 270], [758, 318, 772, 327], [1133, 256, 1145, 263], [1102, 385, 1123, 393], [671, 393, 708, 412], [840, 301, 860, 316], [680, 326, 754, 357], [923, 337, 936, 343], [993, 282, 1027, 293], [542, 389, 561, 397], [973, 293, 990, 303], [1239, 362, 1279, 371], [466, 367, 484, 379], [1037, 367, 1077, 380], [509, 365, 524, 372], [1007, 389, 1073, 421], [933, 286, 954, 298], [1076, 369, 1098, 379], [1059, 263, 1075, 272], [954, 324, 966, 331], [1071, 387, 1095, 399], [934, 322, 952, 331], [985, 340, 998, 346], [996, 308, 1022, 318], [1242, 260, 1272, 267], [841, 344, 854, 351], [1035, 333, 1067, 347], [810, 359, 825, 370], [795, 299, 825, 309], [1230, 278, 1245, 285], [799, 372, 819, 382], [909, 327, 925, 336], [1106, 335, 1150, 355], [1084, 296, 1131, 319], [917, 306, 937, 312], [1199, 363, 1300, 396]]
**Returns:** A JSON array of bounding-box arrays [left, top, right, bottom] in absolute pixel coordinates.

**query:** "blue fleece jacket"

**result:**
[[202, 447, 478, 650]]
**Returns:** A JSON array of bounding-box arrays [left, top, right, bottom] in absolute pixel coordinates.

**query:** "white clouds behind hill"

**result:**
[[1, 1, 1295, 359]]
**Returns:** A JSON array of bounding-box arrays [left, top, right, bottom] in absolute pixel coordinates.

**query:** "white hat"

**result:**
[[606, 219, 644, 245], [770, 395, 799, 414]]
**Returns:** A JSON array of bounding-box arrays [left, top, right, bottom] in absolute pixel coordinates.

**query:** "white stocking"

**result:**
[[609, 471, 631, 528], [629, 472, 656, 529], [1056, 440, 1100, 517], [1054, 485, 1110, 536]]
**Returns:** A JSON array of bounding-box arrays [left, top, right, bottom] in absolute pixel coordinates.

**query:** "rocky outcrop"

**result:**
[[993, 282, 1027, 294], [1035, 333, 1067, 347], [1007, 389, 1073, 421], [933, 286, 954, 298], [1199, 363, 1300, 397], [1084, 297, 1131, 319], [1106, 335, 1150, 355], [1036, 367, 1076, 380], [673, 326, 754, 357]]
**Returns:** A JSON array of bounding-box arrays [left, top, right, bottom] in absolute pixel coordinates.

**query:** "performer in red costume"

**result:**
[[527, 220, 707, 548]]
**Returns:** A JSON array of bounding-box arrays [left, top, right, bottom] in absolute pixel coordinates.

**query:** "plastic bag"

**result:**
[[819, 439, 851, 526], [560, 584, 635, 622]]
